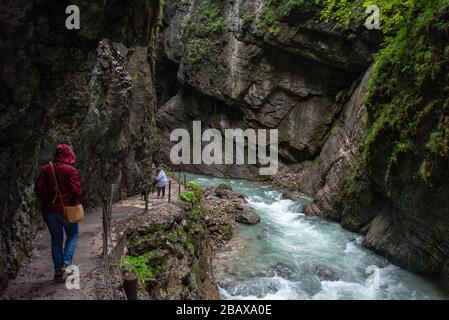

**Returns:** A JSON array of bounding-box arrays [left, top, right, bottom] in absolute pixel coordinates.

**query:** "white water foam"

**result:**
[[183, 173, 448, 300]]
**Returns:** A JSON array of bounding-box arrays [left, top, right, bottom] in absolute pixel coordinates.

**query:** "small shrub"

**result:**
[[119, 255, 154, 284]]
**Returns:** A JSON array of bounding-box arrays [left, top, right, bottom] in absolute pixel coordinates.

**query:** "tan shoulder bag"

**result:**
[[49, 162, 84, 223]]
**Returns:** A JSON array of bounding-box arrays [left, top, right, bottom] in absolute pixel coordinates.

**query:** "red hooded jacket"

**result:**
[[35, 144, 83, 214]]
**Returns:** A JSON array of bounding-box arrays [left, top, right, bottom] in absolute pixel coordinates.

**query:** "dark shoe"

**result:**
[[54, 273, 65, 283]]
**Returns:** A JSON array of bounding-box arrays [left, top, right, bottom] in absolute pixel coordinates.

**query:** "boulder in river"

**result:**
[[271, 262, 295, 280], [235, 208, 261, 225], [215, 183, 234, 199], [312, 265, 339, 282]]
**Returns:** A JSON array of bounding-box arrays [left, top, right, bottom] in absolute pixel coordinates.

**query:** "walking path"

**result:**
[[0, 180, 183, 300]]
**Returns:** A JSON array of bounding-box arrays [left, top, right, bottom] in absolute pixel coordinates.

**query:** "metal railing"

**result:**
[[100, 170, 189, 300]]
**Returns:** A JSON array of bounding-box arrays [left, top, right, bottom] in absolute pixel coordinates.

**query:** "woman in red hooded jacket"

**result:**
[[35, 144, 83, 283]]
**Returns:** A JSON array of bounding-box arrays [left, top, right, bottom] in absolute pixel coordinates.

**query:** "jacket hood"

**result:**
[[54, 144, 77, 166]]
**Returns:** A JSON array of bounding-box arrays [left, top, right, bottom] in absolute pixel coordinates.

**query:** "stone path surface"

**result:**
[[0, 180, 183, 300]]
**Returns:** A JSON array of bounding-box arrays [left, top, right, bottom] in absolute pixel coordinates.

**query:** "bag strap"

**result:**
[[49, 162, 65, 210]]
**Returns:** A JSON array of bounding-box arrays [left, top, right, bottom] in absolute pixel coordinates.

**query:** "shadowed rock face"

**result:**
[[271, 3, 449, 290], [0, 0, 161, 292], [302, 66, 373, 224], [156, 0, 379, 178]]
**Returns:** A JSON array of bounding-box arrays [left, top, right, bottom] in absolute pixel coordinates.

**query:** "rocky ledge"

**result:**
[[112, 184, 259, 299]]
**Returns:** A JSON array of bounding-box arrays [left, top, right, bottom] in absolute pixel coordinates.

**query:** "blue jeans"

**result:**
[[44, 213, 79, 274]]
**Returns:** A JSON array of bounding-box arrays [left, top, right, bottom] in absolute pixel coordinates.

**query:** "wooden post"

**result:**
[[123, 272, 138, 300], [108, 184, 115, 226], [102, 198, 108, 257], [144, 189, 148, 212], [168, 180, 171, 203]]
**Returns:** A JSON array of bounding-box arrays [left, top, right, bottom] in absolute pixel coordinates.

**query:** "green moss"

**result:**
[[131, 71, 139, 83], [418, 159, 432, 183], [317, 0, 412, 36], [342, 167, 359, 194], [256, 0, 308, 36], [329, 0, 449, 193], [242, 11, 255, 27], [331, 125, 341, 135], [186, 241, 195, 254], [182, 1, 225, 67], [427, 119, 449, 157], [364, 0, 449, 180], [181, 286, 190, 299], [222, 223, 233, 240], [165, 229, 177, 243]]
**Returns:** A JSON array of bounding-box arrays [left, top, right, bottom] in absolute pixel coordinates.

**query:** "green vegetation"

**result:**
[[222, 223, 233, 240], [242, 11, 255, 28], [256, 0, 308, 35], [318, 0, 412, 36], [119, 254, 155, 284], [179, 181, 204, 205], [364, 0, 449, 182], [121, 176, 207, 288], [182, 1, 226, 66], [331, 125, 341, 135], [179, 191, 197, 204], [329, 0, 449, 196], [427, 119, 449, 157], [130, 70, 139, 83]]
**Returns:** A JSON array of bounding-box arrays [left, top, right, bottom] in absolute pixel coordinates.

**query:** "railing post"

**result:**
[[168, 180, 171, 203], [123, 272, 138, 300], [144, 189, 148, 212], [102, 197, 108, 257], [108, 184, 115, 226]]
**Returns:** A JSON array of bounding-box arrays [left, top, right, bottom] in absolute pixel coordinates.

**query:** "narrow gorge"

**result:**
[[1, 0, 448, 300]]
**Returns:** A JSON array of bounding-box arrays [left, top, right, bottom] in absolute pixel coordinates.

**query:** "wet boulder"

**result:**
[[271, 262, 295, 280], [215, 183, 234, 199], [312, 265, 339, 281], [235, 207, 261, 225]]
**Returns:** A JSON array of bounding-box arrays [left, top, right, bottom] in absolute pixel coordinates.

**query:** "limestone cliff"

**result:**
[[0, 0, 161, 292], [274, 1, 449, 289], [156, 0, 449, 291], [156, 0, 379, 177], [337, 1, 449, 288]]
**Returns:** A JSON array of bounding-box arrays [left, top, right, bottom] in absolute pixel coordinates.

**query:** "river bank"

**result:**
[[185, 173, 448, 300]]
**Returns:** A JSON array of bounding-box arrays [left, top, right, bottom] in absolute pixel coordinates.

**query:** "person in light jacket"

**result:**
[[155, 166, 168, 198]]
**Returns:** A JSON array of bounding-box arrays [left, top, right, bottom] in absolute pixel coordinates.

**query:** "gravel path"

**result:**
[[0, 181, 183, 300]]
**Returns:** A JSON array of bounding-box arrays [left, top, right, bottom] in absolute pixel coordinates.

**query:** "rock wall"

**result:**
[[156, 0, 449, 290], [274, 1, 449, 289], [302, 66, 372, 226], [0, 0, 161, 292], [117, 183, 259, 300], [337, 2, 449, 288], [156, 0, 379, 177], [121, 201, 220, 300]]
